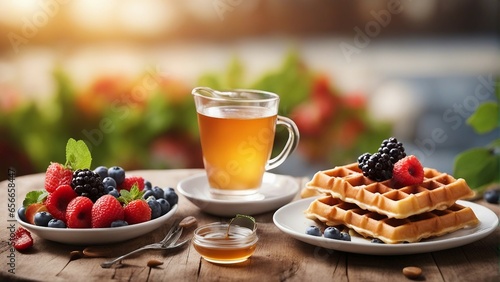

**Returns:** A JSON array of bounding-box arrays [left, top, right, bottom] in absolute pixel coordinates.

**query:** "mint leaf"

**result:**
[[23, 190, 48, 208], [118, 189, 131, 205], [466, 102, 499, 134], [453, 147, 500, 189], [65, 138, 92, 170], [118, 185, 144, 205], [226, 214, 256, 238]]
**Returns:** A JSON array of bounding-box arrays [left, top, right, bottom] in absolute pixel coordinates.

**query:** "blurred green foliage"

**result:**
[[454, 78, 500, 193], [1, 50, 391, 180]]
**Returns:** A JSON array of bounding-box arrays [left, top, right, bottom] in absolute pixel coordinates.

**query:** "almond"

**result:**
[[402, 266, 422, 279], [147, 259, 164, 267]]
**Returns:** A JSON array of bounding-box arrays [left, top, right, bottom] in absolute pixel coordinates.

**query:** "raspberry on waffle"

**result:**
[[303, 163, 475, 219], [305, 195, 479, 244]]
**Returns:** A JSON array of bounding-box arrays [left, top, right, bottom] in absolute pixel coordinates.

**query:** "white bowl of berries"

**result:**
[[16, 203, 178, 245], [15, 139, 181, 245]]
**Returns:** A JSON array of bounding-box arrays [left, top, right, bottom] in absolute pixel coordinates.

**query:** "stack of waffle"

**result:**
[[303, 163, 479, 244]]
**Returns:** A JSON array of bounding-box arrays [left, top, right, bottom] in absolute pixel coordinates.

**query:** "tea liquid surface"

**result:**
[[197, 106, 277, 190]]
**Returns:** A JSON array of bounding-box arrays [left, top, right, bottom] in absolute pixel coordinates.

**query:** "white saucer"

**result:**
[[177, 172, 299, 217]]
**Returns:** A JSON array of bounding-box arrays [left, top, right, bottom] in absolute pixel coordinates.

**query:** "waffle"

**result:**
[[303, 163, 475, 218], [305, 195, 479, 244]]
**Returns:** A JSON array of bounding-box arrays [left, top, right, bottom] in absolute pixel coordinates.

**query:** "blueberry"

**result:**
[[164, 188, 178, 206], [17, 207, 27, 222], [156, 198, 171, 215], [152, 186, 164, 200], [34, 211, 53, 226], [148, 200, 162, 219], [144, 180, 152, 190], [306, 226, 322, 236], [111, 220, 129, 227], [48, 219, 66, 228], [108, 188, 120, 198], [142, 190, 155, 200], [371, 238, 384, 244], [324, 227, 341, 240], [484, 189, 500, 204], [108, 166, 125, 185], [102, 177, 117, 189], [340, 232, 351, 241], [94, 166, 108, 180]]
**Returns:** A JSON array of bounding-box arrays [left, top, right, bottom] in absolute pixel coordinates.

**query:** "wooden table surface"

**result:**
[[1, 169, 499, 281]]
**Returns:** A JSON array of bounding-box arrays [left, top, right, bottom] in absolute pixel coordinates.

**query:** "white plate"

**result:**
[[273, 198, 498, 255], [16, 204, 178, 245], [177, 172, 299, 217]]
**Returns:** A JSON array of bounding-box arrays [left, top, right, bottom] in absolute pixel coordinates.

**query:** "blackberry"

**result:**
[[357, 153, 371, 170], [359, 152, 393, 181], [358, 137, 407, 181], [71, 169, 106, 202]]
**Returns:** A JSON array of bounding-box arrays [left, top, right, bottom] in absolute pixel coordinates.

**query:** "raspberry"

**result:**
[[119, 176, 145, 191], [66, 196, 94, 228], [392, 155, 424, 187], [45, 162, 73, 193], [13, 227, 33, 251], [92, 195, 124, 228], [71, 169, 106, 202], [124, 200, 151, 225], [358, 137, 406, 182], [45, 184, 78, 222]]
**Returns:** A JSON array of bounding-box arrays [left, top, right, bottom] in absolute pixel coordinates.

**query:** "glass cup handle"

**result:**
[[265, 115, 300, 171]]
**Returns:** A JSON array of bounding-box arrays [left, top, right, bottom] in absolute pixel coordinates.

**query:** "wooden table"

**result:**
[[1, 169, 499, 281]]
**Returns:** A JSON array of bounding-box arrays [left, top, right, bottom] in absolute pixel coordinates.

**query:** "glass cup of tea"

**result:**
[[192, 87, 300, 197]]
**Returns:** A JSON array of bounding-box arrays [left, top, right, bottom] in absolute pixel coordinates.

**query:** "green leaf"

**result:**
[[23, 190, 48, 208], [226, 214, 256, 238], [453, 147, 500, 189], [466, 102, 499, 134], [65, 138, 92, 170], [118, 184, 144, 205]]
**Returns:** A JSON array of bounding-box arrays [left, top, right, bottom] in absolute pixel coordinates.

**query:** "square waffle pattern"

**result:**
[[305, 195, 479, 244], [304, 163, 476, 219]]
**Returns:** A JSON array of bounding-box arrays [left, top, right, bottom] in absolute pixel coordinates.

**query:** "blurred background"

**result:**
[[1, 0, 499, 181]]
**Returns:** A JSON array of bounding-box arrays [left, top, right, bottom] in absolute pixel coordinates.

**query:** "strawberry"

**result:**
[[45, 162, 73, 193], [92, 195, 124, 228], [392, 155, 424, 188], [119, 176, 145, 191], [45, 184, 77, 222], [25, 203, 48, 225], [124, 200, 151, 225], [66, 196, 93, 228], [13, 227, 33, 251]]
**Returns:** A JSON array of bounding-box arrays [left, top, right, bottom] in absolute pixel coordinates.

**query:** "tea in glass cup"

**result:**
[[192, 87, 299, 196]]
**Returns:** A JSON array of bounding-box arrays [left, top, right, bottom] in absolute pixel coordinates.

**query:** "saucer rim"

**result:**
[[177, 172, 299, 205]]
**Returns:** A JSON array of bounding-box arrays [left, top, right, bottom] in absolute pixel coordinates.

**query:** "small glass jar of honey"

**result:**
[[192, 222, 258, 264]]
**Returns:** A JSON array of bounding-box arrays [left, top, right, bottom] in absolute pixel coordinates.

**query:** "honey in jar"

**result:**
[[192, 222, 258, 264]]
